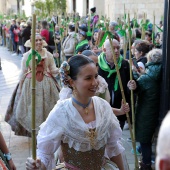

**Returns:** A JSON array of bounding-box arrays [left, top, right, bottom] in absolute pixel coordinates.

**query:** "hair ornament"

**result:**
[[59, 61, 71, 87]]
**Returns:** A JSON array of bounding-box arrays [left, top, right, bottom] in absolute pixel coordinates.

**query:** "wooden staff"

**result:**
[[60, 31, 66, 61], [141, 13, 146, 40], [58, 17, 65, 62], [31, 13, 36, 160], [128, 13, 139, 169], [106, 22, 139, 170], [53, 28, 60, 67], [74, 18, 78, 54], [123, 4, 127, 59], [152, 11, 155, 44]]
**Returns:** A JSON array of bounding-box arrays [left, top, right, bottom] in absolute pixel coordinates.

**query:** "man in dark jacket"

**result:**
[[20, 21, 31, 52], [9, 19, 17, 53], [98, 39, 130, 129]]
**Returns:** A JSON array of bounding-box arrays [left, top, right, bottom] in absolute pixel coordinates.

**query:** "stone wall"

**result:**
[[105, 0, 164, 25], [66, 0, 164, 25]]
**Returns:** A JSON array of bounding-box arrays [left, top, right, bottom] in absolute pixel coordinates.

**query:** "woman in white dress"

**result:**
[[59, 50, 129, 116], [26, 55, 125, 170], [5, 34, 60, 136]]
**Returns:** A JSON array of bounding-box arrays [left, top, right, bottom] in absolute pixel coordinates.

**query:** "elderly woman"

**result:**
[[128, 49, 162, 170], [5, 34, 60, 136]]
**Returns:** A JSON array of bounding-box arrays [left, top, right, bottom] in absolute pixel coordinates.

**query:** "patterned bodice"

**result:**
[[61, 142, 105, 170]]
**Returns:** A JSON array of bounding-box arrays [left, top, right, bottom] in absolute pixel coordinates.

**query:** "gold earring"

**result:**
[[73, 86, 77, 97]]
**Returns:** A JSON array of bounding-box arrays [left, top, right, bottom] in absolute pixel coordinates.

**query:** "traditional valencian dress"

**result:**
[[36, 96, 124, 170], [5, 48, 60, 136]]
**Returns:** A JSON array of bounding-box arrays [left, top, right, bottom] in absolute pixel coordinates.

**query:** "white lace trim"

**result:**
[[41, 96, 120, 152], [97, 75, 108, 94]]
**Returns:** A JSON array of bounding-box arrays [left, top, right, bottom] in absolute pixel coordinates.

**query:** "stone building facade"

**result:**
[[0, 0, 17, 15], [66, 0, 164, 24]]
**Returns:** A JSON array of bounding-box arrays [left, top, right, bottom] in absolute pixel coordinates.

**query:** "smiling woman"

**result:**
[[26, 55, 125, 170], [5, 34, 60, 137]]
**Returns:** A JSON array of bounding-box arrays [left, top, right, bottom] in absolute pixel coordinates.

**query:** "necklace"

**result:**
[[72, 97, 92, 115]]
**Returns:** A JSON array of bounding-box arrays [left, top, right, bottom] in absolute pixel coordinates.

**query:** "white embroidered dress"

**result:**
[[37, 96, 124, 169]]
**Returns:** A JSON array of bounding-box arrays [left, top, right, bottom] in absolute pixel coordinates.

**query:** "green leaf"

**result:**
[[86, 31, 92, 36], [155, 24, 163, 32], [118, 30, 126, 37], [98, 31, 112, 47], [124, 13, 126, 21], [59, 28, 64, 36]]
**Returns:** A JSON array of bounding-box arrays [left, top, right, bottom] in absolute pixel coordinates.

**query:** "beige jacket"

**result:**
[[62, 31, 78, 56]]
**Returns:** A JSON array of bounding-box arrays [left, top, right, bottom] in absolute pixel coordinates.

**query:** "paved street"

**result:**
[[0, 46, 31, 170], [0, 46, 141, 170]]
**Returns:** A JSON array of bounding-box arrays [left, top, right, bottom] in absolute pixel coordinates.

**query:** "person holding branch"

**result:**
[[5, 33, 60, 137], [98, 39, 131, 130], [26, 55, 125, 170], [128, 49, 162, 170]]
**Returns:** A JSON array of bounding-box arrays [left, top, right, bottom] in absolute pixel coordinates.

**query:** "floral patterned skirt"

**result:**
[[5, 76, 59, 136]]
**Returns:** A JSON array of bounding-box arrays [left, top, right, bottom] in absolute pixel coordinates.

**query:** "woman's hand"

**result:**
[[26, 157, 41, 170], [127, 80, 137, 90], [120, 100, 130, 115], [8, 159, 16, 170]]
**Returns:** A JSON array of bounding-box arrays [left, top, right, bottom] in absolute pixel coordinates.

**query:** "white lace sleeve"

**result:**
[[104, 118, 125, 158], [36, 104, 64, 170]]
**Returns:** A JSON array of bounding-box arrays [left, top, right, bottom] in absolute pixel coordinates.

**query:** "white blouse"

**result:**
[[37, 96, 124, 169]]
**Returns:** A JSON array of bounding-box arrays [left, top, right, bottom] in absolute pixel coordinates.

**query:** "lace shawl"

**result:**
[[37, 96, 124, 169]]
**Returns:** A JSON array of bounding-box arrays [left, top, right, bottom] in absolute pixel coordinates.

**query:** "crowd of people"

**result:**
[[0, 6, 168, 170]]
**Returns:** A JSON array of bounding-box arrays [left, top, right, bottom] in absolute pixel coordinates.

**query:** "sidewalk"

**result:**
[[0, 46, 139, 170], [0, 46, 31, 170]]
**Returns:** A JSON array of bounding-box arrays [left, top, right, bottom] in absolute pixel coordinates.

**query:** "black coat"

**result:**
[[20, 26, 31, 44], [98, 59, 131, 122]]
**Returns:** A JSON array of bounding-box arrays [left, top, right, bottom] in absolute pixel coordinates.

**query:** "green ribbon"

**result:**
[[98, 52, 123, 91], [26, 50, 42, 67], [132, 18, 139, 28]]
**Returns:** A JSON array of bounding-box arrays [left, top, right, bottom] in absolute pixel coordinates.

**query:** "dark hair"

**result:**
[[135, 42, 150, 55], [82, 50, 97, 57], [68, 55, 94, 80], [69, 24, 75, 32], [42, 20, 48, 29], [135, 28, 141, 39]]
